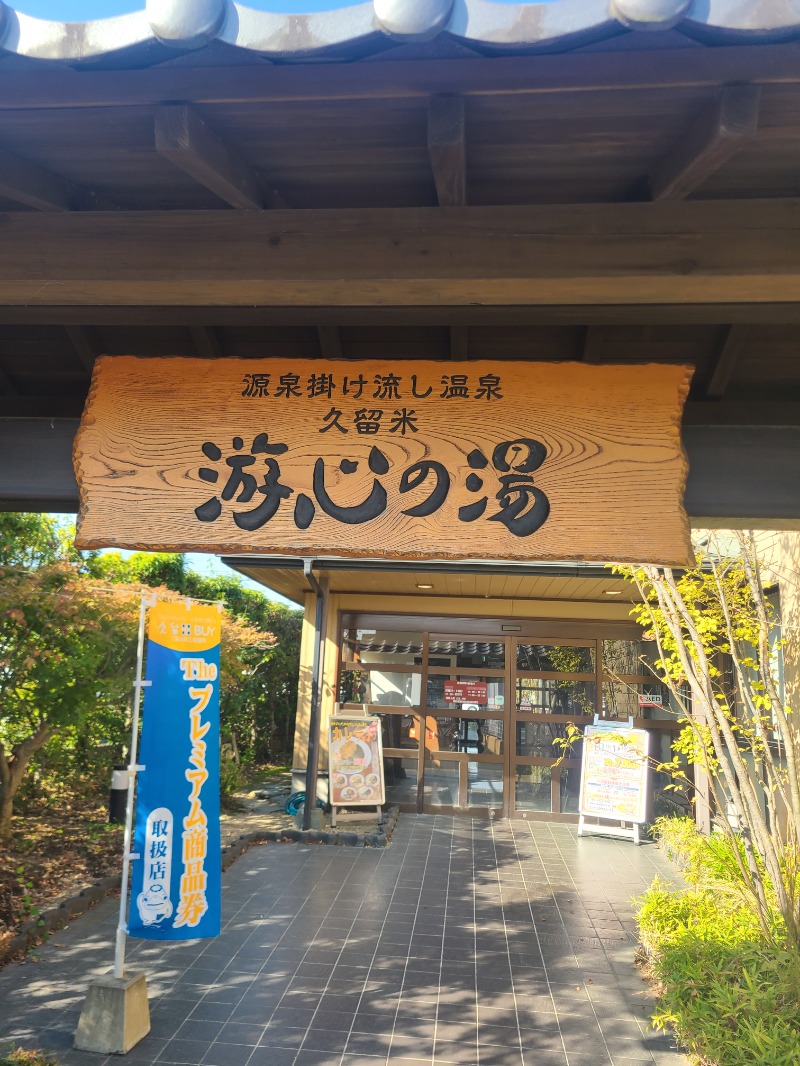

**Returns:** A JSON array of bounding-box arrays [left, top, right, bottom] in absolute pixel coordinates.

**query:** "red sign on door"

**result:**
[[444, 681, 489, 704]]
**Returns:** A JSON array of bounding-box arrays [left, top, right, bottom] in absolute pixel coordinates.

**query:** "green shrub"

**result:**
[[639, 818, 800, 1064]]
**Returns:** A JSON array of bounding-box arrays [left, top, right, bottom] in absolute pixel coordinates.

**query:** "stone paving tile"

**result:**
[[0, 816, 688, 1066]]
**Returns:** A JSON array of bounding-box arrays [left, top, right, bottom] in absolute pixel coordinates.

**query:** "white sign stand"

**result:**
[[577, 716, 650, 846]]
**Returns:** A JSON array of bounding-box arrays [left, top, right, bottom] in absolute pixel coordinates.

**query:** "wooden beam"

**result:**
[[0, 46, 799, 112], [189, 325, 222, 359], [428, 96, 466, 207], [0, 397, 84, 418], [0, 200, 799, 308], [0, 305, 799, 327], [684, 425, 800, 529], [705, 324, 748, 399], [646, 85, 760, 202], [64, 325, 100, 371], [2, 417, 799, 529], [317, 326, 343, 360], [155, 103, 266, 210], [0, 363, 18, 395], [450, 326, 469, 359], [0, 146, 117, 212], [683, 403, 800, 427], [0, 417, 80, 511]]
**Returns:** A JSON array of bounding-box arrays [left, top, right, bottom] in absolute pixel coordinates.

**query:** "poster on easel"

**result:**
[[578, 719, 649, 843], [329, 715, 385, 807]]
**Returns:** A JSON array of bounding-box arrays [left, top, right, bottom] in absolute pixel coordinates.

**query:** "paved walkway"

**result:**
[[0, 816, 687, 1066]]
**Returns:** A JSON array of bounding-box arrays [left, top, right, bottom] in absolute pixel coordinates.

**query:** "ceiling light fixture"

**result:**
[[604, 589, 624, 596], [417, 583, 434, 590]]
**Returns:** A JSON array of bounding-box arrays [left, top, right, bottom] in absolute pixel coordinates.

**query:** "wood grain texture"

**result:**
[[154, 103, 266, 210], [1, 200, 799, 308], [646, 86, 761, 202], [0, 145, 117, 212], [0, 46, 798, 113], [428, 96, 467, 207], [74, 358, 692, 566]]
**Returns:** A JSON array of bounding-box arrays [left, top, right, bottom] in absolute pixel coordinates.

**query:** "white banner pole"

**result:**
[[113, 591, 154, 979]]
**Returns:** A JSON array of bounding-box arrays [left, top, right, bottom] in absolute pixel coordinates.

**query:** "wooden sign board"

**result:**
[[74, 357, 692, 565]]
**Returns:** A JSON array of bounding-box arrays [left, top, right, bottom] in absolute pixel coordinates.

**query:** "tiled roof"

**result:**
[[0, 0, 798, 67]]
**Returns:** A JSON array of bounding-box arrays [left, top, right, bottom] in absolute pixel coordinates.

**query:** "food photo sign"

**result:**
[[328, 716, 385, 807]]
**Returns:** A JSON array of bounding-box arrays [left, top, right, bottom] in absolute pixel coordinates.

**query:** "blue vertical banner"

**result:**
[[129, 602, 222, 940]]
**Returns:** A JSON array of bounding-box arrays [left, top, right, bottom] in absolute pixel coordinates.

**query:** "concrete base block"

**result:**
[[74, 971, 150, 1055], [295, 805, 324, 830]]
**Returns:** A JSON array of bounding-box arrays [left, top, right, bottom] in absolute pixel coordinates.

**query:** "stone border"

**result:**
[[0, 874, 122, 966], [0, 807, 400, 964], [221, 805, 400, 871]]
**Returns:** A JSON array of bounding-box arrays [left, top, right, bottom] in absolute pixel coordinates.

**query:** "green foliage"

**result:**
[[0, 513, 70, 570], [89, 550, 303, 763], [0, 517, 287, 834], [0, 559, 141, 836], [639, 818, 800, 1064], [14, 865, 38, 921], [90, 550, 186, 590], [614, 535, 800, 948]]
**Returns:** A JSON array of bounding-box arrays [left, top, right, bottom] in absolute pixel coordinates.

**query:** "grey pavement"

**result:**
[[0, 815, 687, 1066]]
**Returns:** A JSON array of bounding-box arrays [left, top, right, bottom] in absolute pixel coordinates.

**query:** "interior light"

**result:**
[[604, 589, 624, 596], [416, 583, 434, 589]]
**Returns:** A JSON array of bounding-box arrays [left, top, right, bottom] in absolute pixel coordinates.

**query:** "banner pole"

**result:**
[[113, 591, 153, 980]]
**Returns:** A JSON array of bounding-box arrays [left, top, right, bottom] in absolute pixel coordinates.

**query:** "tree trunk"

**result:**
[[0, 721, 53, 841], [0, 789, 13, 841]]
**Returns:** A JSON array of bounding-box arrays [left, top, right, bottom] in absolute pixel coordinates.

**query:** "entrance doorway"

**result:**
[[337, 615, 677, 820]]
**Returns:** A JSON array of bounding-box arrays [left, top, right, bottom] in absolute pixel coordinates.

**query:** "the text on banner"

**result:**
[[128, 601, 222, 941]]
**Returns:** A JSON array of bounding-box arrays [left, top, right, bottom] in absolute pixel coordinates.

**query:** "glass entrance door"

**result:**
[[422, 635, 509, 816], [511, 639, 598, 819], [336, 618, 681, 820]]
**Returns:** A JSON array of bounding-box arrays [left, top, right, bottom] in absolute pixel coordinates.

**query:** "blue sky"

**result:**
[[17, 1, 375, 15], [15, 0, 528, 16]]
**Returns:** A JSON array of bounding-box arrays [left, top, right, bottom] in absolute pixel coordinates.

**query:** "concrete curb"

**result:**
[[0, 874, 123, 966], [1, 807, 401, 964]]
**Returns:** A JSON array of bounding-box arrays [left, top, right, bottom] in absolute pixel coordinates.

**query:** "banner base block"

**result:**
[[578, 814, 643, 845], [74, 971, 150, 1055]]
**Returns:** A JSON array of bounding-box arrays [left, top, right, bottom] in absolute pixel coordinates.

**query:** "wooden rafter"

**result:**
[[0, 146, 117, 212], [64, 326, 100, 371], [189, 325, 222, 360], [428, 96, 466, 207], [645, 85, 760, 201], [705, 324, 748, 399], [155, 103, 270, 211]]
